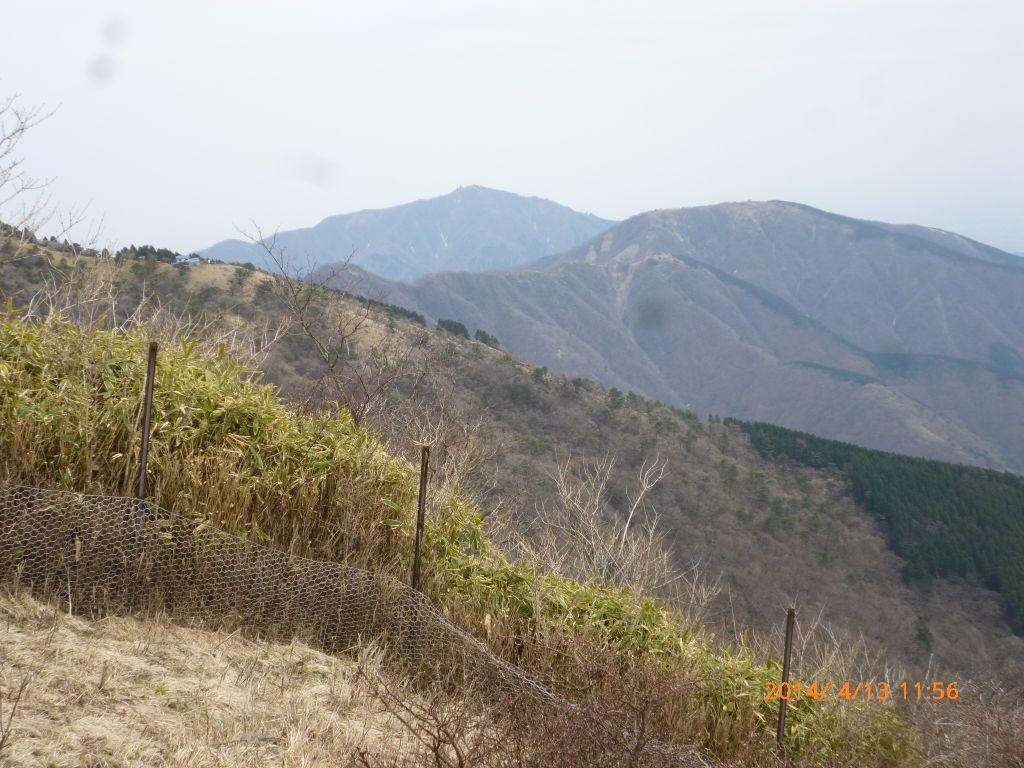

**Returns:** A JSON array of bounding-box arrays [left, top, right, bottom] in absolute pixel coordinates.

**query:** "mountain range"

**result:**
[[201, 188, 1024, 473], [331, 200, 1024, 473], [200, 185, 613, 281]]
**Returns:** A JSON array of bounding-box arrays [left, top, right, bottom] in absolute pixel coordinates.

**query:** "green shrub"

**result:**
[[437, 319, 470, 338], [474, 328, 500, 347]]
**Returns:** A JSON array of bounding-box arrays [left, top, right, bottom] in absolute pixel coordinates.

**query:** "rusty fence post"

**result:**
[[134, 341, 158, 539], [411, 444, 430, 592], [777, 606, 796, 756]]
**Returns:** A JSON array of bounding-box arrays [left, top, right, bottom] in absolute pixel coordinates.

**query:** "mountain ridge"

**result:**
[[334, 200, 1024, 473]]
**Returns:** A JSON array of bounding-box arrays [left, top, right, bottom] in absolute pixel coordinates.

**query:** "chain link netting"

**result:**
[[0, 483, 708, 766]]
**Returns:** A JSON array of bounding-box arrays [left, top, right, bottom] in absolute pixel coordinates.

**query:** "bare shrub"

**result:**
[[0, 94, 56, 244], [246, 226, 417, 427], [518, 454, 719, 622], [911, 679, 1024, 768], [358, 631, 710, 768], [0, 94, 100, 271], [527, 455, 670, 590]]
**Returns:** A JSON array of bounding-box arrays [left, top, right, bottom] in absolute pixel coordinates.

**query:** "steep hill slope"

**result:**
[[199, 186, 613, 281], [0, 588, 413, 767], [373, 201, 1024, 472], [2, 243, 1021, 685], [0, 301, 916, 765]]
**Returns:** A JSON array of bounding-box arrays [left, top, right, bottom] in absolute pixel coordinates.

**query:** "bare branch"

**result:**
[[243, 223, 416, 427], [620, 454, 667, 550], [0, 94, 58, 244]]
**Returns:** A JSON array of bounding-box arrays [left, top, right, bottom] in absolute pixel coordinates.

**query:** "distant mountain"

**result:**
[[351, 201, 1024, 472], [200, 186, 614, 282]]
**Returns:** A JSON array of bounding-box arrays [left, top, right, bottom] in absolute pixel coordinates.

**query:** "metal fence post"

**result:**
[[411, 444, 430, 591], [134, 341, 158, 538], [777, 606, 796, 756]]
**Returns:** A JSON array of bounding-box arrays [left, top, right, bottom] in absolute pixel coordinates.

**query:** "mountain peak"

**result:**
[[200, 189, 615, 282], [452, 184, 498, 194]]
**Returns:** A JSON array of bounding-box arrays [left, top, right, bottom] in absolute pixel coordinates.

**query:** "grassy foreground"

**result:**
[[0, 586, 413, 767], [0, 314, 915, 764]]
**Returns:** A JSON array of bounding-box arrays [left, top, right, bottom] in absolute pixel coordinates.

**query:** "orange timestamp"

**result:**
[[764, 680, 959, 702]]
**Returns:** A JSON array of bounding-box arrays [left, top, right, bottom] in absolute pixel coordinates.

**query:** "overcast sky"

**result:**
[[2, 1, 1022, 254]]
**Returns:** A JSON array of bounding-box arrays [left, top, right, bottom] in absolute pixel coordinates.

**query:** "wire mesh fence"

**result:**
[[0, 483, 709, 766]]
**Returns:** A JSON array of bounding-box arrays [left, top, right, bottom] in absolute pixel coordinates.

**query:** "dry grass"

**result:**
[[909, 679, 1024, 768], [0, 584, 713, 768], [0, 585, 417, 767], [5, 577, 1023, 768]]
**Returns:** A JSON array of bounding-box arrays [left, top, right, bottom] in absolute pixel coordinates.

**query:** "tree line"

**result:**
[[730, 419, 1024, 633]]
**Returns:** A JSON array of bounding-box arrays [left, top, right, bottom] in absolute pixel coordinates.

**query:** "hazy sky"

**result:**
[[2, 1, 1022, 254]]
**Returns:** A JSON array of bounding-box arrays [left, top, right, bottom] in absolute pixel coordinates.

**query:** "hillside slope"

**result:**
[[398, 337, 1024, 682], [6, 304, 904, 764], [0, 588, 413, 767], [199, 186, 613, 281], [2, 244, 1022, 684], [368, 201, 1024, 473]]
